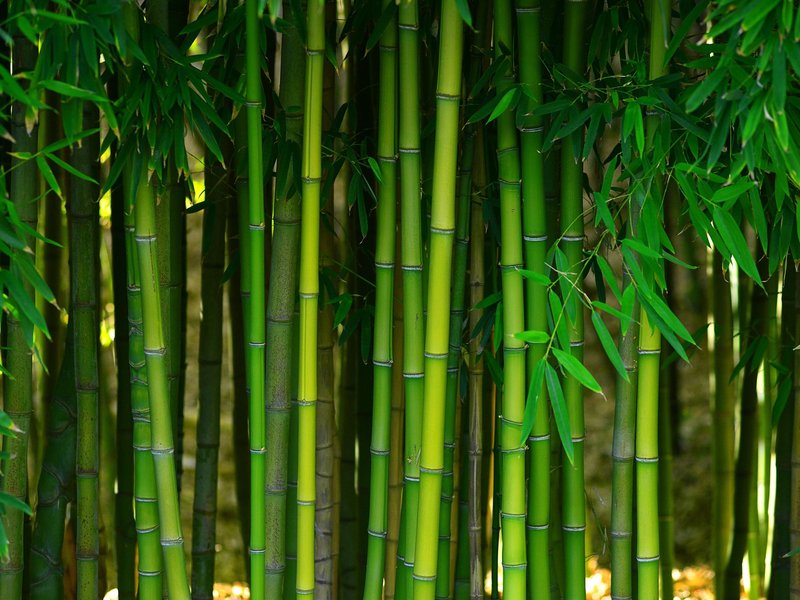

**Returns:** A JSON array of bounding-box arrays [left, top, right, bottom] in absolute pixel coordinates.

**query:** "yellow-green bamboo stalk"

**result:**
[[297, 1, 325, 596], [412, 2, 464, 597], [364, 2, 398, 595]]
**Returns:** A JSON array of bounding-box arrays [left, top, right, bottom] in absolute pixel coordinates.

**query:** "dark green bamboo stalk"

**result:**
[[316, 223, 336, 599], [297, 1, 325, 595], [723, 255, 768, 598], [191, 155, 229, 599], [29, 325, 75, 597], [560, 1, 589, 596], [712, 252, 735, 597], [516, 0, 551, 596], [468, 127, 486, 600], [364, 2, 398, 595], [0, 26, 38, 599], [71, 104, 101, 600], [398, 0, 425, 593], [454, 405, 470, 599], [134, 162, 190, 599], [611, 268, 640, 600], [265, 6, 304, 595], [769, 263, 795, 599], [244, 1, 267, 597], [790, 267, 800, 598], [412, 2, 463, 597]]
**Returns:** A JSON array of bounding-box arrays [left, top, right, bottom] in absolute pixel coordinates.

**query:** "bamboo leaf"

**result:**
[[545, 362, 573, 464], [520, 360, 546, 445], [514, 330, 549, 344], [712, 207, 762, 286], [552, 347, 602, 394], [365, 1, 398, 53], [35, 156, 61, 198], [455, 0, 473, 28], [591, 311, 629, 382], [0, 492, 32, 516], [487, 87, 517, 123]]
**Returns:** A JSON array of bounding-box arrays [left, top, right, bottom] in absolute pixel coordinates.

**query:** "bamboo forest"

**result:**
[[4, 0, 800, 599]]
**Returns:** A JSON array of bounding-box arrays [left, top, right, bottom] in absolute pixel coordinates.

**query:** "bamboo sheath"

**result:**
[[0, 28, 37, 600], [71, 105, 101, 600], [493, 1, 528, 597], [412, 1, 464, 598], [364, 1, 398, 595], [265, 7, 305, 596], [398, 0, 426, 593], [516, 0, 551, 596], [560, 1, 588, 597], [635, 0, 670, 596], [297, 1, 325, 596]]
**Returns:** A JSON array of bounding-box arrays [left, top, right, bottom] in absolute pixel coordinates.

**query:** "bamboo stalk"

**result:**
[[790, 267, 800, 600], [244, 1, 267, 597], [398, 0, 426, 593], [71, 104, 101, 600], [191, 151, 229, 599], [296, 1, 325, 595], [29, 325, 75, 597], [560, 0, 589, 596], [412, 2, 464, 597], [265, 6, 304, 595], [364, 1, 398, 594], [0, 26, 38, 599]]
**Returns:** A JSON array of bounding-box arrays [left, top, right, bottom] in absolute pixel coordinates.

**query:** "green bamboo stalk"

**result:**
[[244, 1, 267, 597], [285, 312, 300, 600], [611, 268, 640, 600], [191, 154, 229, 599], [29, 325, 75, 597], [468, 126, 486, 600], [515, 0, 551, 596], [454, 406, 470, 600], [71, 104, 101, 600], [385, 237, 405, 600], [364, 2, 398, 595], [412, 2, 463, 597], [0, 25, 38, 599], [436, 107, 473, 600], [559, 1, 589, 596], [712, 252, 735, 597], [724, 254, 768, 598], [790, 268, 800, 599], [316, 223, 336, 599], [134, 162, 190, 599], [769, 263, 795, 600], [296, 1, 325, 595], [265, 6, 304, 595], [635, 1, 670, 596], [491, 387, 501, 600], [398, 0, 425, 593]]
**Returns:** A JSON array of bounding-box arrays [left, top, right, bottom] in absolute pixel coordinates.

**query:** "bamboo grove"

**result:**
[[4, 0, 800, 599]]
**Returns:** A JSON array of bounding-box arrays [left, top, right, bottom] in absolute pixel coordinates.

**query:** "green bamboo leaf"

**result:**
[[484, 350, 504, 387], [16, 253, 55, 303], [487, 87, 517, 123], [591, 311, 629, 382], [595, 255, 621, 301], [365, 1, 398, 53], [0, 492, 32, 516], [666, 0, 711, 63], [712, 207, 762, 286], [621, 237, 661, 261], [549, 289, 570, 351], [742, 0, 780, 30], [367, 157, 383, 183], [40, 80, 105, 102], [514, 330, 549, 344], [686, 67, 726, 113], [545, 362, 573, 464], [455, 0, 473, 27], [44, 152, 98, 184], [520, 360, 546, 445], [711, 178, 754, 206], [35, 156, 61, 198], [517, 268, 550, 286], [773, 45, 787, 112], [552, 347, 602, 394], [474, 290, 502, 310], [494, 299, 503, 353]]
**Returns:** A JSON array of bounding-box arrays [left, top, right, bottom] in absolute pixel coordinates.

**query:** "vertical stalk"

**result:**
[[245, 1, 267, 597], [516, 0, 551, 596], [790, 269, 800, 599], [364, 1, 398, 594], [635, 1, 670, 596], [29, 326, 75, 597], [468, 127, 486, 600], [71, 105, 101, 600], [265, 6, 304, 595], [412, 1, 463, 597], [712, 252, 735, 596], [191, 152, 229, 599], [559, 0, 588, 596], [0, 26, 37, 599], [724, 254, 768, 598], [398, 0, 425, 593], [297, 1, 325, 595]]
